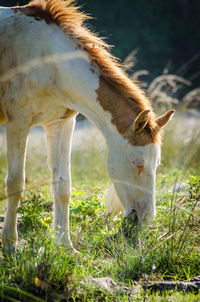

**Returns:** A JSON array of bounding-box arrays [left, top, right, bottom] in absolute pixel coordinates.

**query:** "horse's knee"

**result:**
[[55, 193, 70, 204], [6, 172, 24, 197], [52, 178, 71, 204]]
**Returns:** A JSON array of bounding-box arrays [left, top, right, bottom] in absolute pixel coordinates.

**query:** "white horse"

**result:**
[[0, 0, 174, 251]]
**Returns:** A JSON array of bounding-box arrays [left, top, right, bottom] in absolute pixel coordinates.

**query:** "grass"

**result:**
[[0, 116, 200, 301], [0, 179, 199, 301]]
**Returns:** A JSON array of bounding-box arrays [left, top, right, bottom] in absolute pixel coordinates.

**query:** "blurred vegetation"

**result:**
[[1, 0, 200, 85]]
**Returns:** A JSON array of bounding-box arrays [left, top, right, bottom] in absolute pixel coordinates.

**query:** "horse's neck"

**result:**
[[66, 79, 137, 144], [62, 64, 137, 144], [66, 90, 117, 145]]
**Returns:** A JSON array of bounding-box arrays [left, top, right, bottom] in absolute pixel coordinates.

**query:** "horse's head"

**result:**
[[106, 109, 174, 224]]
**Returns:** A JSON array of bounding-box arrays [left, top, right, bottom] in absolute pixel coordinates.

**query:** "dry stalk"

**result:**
[[148, 74, 191, 95], [178, 88, 200, 111], [122, 49, 138, 72]]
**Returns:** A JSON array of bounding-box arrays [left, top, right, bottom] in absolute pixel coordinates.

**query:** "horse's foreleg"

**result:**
[[44, 117, 76, 250], [2, 113, 30, 251]]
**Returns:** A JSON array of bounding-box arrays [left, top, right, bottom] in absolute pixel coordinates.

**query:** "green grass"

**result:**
[[0, 178, 199, 301], [0, 118, 200, 301]]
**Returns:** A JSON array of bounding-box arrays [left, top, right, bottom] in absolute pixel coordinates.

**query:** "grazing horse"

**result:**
[[0, 0, 174, 251]]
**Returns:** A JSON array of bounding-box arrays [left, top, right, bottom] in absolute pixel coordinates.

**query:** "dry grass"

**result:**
[[123, 50, 200, 115]]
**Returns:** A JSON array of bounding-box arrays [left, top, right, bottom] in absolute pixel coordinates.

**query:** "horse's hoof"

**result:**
[[54, 237, 79, 254]]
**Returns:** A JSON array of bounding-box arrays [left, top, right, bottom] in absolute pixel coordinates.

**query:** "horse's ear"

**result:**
[[132, 110, 150, 133], [156, 110, 175, 129]]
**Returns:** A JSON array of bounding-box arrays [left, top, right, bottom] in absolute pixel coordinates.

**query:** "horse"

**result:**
[[0, 0, 174, 252]]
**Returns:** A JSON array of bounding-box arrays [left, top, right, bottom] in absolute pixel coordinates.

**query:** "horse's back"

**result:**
[[0, 7, 65, 125]]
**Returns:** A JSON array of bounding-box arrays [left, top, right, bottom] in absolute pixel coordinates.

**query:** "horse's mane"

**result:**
[[16, 0, 157, 128]]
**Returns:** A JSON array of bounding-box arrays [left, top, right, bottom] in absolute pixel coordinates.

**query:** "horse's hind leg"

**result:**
[[44, 116, 76, 250], [2, 111, 30, 251]]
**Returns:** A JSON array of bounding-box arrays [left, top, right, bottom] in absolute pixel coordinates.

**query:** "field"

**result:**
[[0, 114, 200, 301]]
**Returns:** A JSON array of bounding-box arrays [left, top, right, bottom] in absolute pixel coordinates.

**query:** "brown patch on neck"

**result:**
[[96, 76, 161, 146]]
